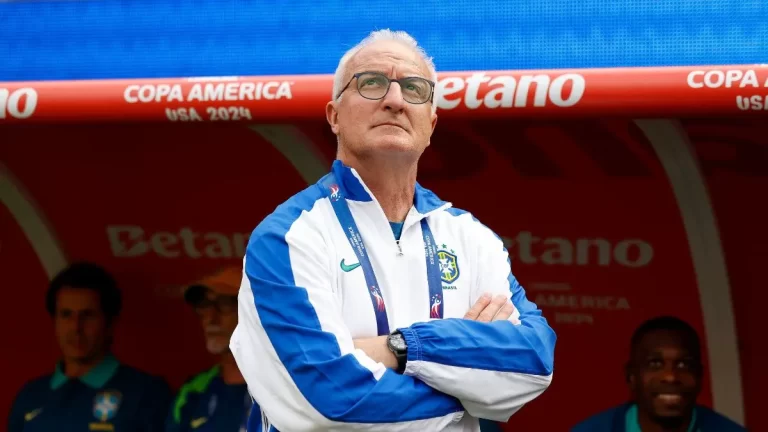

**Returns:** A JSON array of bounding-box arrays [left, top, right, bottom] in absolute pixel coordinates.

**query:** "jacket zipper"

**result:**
[[395, 239, 404, 256]]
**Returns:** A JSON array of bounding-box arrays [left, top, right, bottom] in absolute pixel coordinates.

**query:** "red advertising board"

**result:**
[[1, 65, 768, 124]]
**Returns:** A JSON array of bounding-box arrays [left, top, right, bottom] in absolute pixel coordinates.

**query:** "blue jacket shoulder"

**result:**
[[117, 364, 171, 391], [696, 406, 747, 431], [11, 374, 53, 404], [570, 404, 747, 432], [571, 405, 624, 431], [249, 183, 326, 240]]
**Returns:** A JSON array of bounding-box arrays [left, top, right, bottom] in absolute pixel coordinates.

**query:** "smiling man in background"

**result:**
[[572, 316, 745, 432]]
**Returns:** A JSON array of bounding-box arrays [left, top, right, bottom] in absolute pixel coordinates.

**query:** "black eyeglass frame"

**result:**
[[192, 295, 238, 314], [335, 71, 436, 104]]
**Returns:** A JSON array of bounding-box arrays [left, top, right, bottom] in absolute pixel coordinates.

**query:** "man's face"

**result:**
[[628, 330, 702, 421], [327, 40, 438, 161], [195, 290, 238, 355], [54, 287, 111, 363]]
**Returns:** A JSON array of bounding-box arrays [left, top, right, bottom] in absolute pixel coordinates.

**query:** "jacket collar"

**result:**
[[50, 354, 120, 390], [327, 159, 450, 217], [615, 403, 700, 432]]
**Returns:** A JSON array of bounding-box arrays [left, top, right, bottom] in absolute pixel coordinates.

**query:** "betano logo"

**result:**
[[107, 225, 652, 267], [501, 231, 653, 268], [107, 225, 250, 259], [435, 72, 586, 110]]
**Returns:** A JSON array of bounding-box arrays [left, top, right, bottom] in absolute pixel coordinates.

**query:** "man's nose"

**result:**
[[382, 82, 406, 111], [75, 315, 86, 333], [659, 365, 682, 383], [201, 308, 220, 324]]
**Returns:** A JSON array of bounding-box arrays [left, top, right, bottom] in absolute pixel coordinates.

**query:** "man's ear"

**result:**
[[326, 101, 340, 135], [107, 316, 119, 330], [424, 112, 438, 149], [105, 316, 119, 347], [625, 362, 634, 385]]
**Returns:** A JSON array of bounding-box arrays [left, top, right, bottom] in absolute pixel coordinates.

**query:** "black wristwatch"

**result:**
[[387, 330, 408, 374]]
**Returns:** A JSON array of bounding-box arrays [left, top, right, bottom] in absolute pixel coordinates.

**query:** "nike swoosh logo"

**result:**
[[340, 259, 361, 272], [25, 408, 42, 421], [190, 417, 208, 429]]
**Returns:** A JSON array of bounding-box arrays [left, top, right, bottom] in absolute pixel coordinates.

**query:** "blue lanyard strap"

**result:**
[[421, 220, 444, 319], [322, 174, 444, 336]]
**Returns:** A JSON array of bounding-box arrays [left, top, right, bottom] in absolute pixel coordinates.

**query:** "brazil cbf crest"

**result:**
[[437, 245, 460, 284], [93, 390, 122, 422]]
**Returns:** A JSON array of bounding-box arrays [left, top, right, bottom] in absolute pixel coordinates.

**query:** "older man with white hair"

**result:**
[[230, 29, 556, 432]]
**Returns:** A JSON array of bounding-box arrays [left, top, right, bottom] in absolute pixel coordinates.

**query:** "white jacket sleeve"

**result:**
[[398, 212, 556, 422], [230, 199, 465, 432]]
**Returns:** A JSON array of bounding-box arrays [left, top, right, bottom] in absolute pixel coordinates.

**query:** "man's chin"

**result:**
[[63, 347, 95, 362], [206, 338, 230, 355], [651, 402, 694, 421], [364, 140, 421, 157]]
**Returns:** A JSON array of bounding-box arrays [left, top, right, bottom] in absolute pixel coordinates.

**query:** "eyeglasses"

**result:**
[[335, 72, 435, 105], [193, 296, 238, 315]]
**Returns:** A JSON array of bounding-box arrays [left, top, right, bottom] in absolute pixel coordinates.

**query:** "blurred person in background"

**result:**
[[165, 266, 260, 432], [8, 262, 172, 432], [230, 29, 555, 432], [572, 316, 745, 432]]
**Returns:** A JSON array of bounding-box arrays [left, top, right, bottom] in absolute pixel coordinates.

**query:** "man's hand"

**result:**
[[353, 336, 399, 369], [464, 293, 520, 324]]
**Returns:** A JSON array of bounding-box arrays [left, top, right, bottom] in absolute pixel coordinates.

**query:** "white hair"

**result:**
[[331, 29, 438, 114]]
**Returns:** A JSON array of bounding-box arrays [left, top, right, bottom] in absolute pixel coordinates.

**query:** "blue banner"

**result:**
[[1, 0, 766, 81]]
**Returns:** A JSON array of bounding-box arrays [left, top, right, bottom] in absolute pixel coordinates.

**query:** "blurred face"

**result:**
[[628, 330, 702, 423], [327, 40, 438, 162], [54, 287, 111, 364], [194, 290, 238, 355]]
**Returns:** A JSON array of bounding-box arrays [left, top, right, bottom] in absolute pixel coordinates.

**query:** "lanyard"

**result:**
[[323, 174, 444, 336]]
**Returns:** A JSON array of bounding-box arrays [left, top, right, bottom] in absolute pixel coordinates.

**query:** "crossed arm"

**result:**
[[231, 217, 556, 431], [353, 293, 520, 369]]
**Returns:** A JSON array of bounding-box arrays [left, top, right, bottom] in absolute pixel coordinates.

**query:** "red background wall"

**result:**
[[1, 118, 763, 430]]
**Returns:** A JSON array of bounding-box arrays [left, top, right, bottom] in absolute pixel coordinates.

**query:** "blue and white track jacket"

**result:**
[[231, 160, 556, 432]]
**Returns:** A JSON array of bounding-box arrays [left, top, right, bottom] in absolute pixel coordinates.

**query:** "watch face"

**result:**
[[390, 335, 406, 351]]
